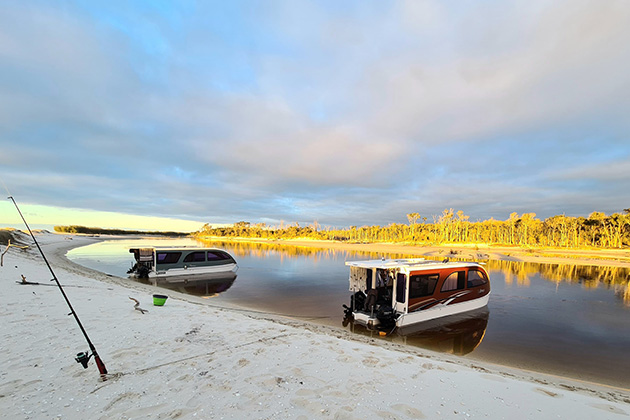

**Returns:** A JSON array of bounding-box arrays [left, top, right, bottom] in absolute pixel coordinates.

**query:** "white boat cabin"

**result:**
[[128, 246, 238, 281], [345, 258, 490, 330]]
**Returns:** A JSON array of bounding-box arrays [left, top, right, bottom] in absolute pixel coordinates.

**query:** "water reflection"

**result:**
[[483, 260, 630, 306], [199, 239, 630, 305], [615, 281, 630, 306], [197, 239, 416, 263], [133, 273, 237, 297], [344, 308, 489, 356]]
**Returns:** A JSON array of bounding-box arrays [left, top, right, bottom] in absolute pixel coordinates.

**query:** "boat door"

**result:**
[[393, 272, 408, 314]]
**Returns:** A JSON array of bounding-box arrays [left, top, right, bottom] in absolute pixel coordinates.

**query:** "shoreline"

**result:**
[[49, 233, 630, 387], [9, 228, 630, 267], [2, 232, 630, 418], [195, 235, 630, 268]]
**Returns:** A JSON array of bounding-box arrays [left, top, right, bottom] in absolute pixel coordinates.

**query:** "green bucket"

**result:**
[[153, 294, 168, 306]]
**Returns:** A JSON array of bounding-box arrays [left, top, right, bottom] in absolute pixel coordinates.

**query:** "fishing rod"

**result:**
[[6, 195, 108, 377]]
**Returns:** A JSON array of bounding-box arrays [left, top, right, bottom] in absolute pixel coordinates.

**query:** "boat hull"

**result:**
[[140, 263, 238, 282], [352, 293, 490, 330], [352, 311, 381, 329], [396, 293, 490, 328]]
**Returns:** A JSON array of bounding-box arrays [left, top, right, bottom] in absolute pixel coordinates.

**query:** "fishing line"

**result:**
[[0, 177, 11, 198], [6, 193, 108, 378], [196, 302, 334, 321], [91, 332, 296, 389]]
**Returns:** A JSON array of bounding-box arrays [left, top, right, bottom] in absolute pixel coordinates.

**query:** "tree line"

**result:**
[[195, 209, 630, 249], [53, 225, 187, 237]]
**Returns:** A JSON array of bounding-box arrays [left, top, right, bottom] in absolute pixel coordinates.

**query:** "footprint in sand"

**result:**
[[102, 392, 142, 411], [290, 397, 324, 414], [391, 403, 425, 419], [437, 364, 457, 373], [362, 356, 380, 367], [590, 403, 628, 415], [336, 354, 354, 363]]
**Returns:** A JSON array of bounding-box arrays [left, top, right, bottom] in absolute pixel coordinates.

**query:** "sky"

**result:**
[[1, 0, 629, 232]]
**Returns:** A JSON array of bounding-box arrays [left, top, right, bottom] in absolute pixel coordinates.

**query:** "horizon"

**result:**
[[1, 1, 629, 229], [2, 200, 627, 234]]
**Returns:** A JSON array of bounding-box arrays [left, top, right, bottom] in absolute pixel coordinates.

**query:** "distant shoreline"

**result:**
[[195, 235, 630, 268], [3, 227, 629, 268]]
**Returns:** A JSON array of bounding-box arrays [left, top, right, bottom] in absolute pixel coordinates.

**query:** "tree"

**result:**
[[407, 213, 421, 241], [507, 212, 519, 245], [438, 209, 454, 243]]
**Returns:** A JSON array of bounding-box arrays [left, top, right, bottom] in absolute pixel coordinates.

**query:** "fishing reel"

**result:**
[[75, 351, 93, 369]]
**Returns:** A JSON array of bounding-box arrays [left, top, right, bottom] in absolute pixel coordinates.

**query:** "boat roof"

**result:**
[[345, 258, 483, 271], [129, 246, 228, 252]]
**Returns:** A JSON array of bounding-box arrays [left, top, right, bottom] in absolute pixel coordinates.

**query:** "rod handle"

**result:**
[[94, 354, 108, 375]]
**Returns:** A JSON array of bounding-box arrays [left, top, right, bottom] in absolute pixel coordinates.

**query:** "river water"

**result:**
[[66, 238, 630, 388]]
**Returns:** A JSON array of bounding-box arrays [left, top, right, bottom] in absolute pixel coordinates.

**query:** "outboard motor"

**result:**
[[351, 291, 366, 312], [376, 305, 396, 329], [126, 263, 138, 274], [343, 291, 366, 319], [127, 261, 149, 277]]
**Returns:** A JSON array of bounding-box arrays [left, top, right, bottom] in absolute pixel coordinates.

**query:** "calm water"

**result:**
[[66, 238, 630, 388]]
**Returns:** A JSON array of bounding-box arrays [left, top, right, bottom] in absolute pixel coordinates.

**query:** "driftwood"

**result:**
[[129, 297, 148, 314], [16, 275, 85, 288], [17, 274, 40, 285], [1, 239, 29, 267]]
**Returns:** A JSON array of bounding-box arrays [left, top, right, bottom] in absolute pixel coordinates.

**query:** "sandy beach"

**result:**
[[1, 231, 629, 419]]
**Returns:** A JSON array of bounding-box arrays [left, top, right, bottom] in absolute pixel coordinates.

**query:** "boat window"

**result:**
[[467, 269, 488, 287], [156, 252, 182, 264], [409, 274, 439, 299], [184, 252, 206, 262], [441, 271, 466, 292], [396, 273, 407, 303], [207, 251, 233, 261]]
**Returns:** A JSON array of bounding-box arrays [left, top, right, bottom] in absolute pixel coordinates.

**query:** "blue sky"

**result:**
[[1, 0, 629, 231]]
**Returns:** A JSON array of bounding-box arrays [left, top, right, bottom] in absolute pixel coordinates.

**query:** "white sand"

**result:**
[[1, 232, 629, 420]]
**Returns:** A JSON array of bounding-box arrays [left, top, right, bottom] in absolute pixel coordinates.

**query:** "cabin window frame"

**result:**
[[156, 252, 182, 265], [467, 269, 488, 288], [396, 273, 407, 303], [207, 250, 234, 262], [441, 270, 466, 292], [409, 273, 439, 299]]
